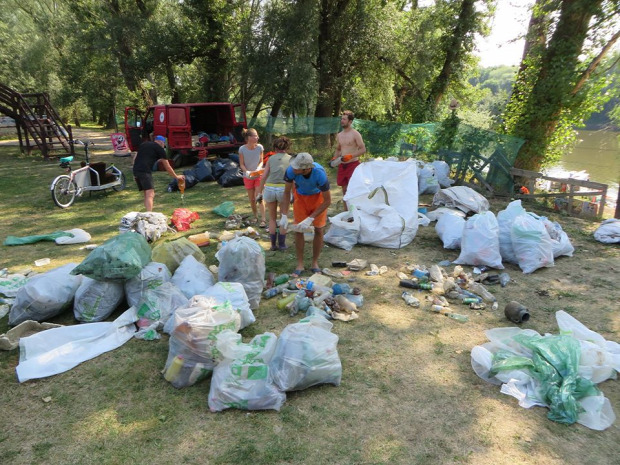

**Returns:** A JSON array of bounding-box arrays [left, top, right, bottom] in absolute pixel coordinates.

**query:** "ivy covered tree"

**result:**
[[503, 0, 620, 171]]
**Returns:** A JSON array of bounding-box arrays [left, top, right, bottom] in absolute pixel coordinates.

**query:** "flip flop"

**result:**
[[291, 269, 304, 278], [310, 268, 322, 274], [259, 220, 267, 228]]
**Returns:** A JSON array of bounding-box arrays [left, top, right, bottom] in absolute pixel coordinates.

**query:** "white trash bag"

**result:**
[[511, 213, 554, 274], [432, 160, 454, 188], [453, 212, 504, 269], [324, 207, 361, 251], [540, 217, 575, 258], [435, 209, 465, 249], [593, 219, 620, 244], [418, 163, 440, 195], [497, 199, 527, 264]]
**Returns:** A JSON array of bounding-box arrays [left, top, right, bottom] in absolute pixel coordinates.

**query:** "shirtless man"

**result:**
[[332, 110, 366, 209]]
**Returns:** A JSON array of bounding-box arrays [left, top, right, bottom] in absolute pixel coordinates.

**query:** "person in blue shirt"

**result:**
[[280, 153, 332, 277]]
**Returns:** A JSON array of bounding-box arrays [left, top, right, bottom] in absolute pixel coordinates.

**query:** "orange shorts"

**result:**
[[293, 191, 327, 228]]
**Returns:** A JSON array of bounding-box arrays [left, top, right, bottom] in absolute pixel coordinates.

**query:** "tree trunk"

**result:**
[[424, 0, 476, 120], [313, 0, 350, 149], [166, 62, 180, 104], [514, 0, 603, 171]]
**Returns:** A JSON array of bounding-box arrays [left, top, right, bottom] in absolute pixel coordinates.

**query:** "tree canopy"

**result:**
[[0, 0, 618, 166]]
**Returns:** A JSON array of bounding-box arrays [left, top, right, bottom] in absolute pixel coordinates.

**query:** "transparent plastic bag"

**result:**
[[163, 299, 241, 388], [9, 263, 82, 326], [216, 237, 265, 310], [74, 277, 125, 322], [453, 211, 503, 269], [200, 282, 255, 329], [324, 207, 361, 251], [124, 262, 171, 308], [269, 315, 342, 391], [170, 255, 215, 299], [511, 213, 554, 274], [208, 330, 285, 412]]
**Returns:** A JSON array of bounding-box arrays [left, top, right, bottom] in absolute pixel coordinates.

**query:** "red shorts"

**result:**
[[337, 160, 360, 187], [293, 191, 328, 228], [243, 177, 261, 189]]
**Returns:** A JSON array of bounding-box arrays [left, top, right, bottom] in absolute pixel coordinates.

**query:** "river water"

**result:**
[[551, 129, 619, 207]]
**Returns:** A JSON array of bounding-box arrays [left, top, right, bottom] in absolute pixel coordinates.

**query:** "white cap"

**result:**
[[290, 152, 314, 170]]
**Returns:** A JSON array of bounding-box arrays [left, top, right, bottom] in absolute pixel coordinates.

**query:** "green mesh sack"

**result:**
[[71, 232, 151, 281], [213, 201, 235, 217]]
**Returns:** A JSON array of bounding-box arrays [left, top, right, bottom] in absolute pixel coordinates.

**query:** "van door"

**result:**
[[161, 105, 192, 150], [124, 107, 143, 151]]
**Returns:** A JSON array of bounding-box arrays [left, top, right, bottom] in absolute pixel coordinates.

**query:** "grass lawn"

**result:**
[[0, 127, 619, 465]]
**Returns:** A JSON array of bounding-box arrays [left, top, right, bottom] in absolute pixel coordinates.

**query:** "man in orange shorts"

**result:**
[[280, 153, 332, 277], [332, 110, 366, 209]]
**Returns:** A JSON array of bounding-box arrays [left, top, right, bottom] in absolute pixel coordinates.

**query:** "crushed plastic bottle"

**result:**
[[401, 291, 420, 307], [396, 271, 409, 280], [332, 283, 352, 295], [366, 264, 380, 276], [499, 272, 511, 287], [430, 305, 469, 323], [467, 282, 496, 302]]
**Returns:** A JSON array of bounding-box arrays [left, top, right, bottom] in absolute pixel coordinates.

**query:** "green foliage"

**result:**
[[502, 0, 620, 171]]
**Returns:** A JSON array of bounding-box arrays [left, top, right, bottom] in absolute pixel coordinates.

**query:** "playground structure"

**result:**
[[0, 83, 73, 159]]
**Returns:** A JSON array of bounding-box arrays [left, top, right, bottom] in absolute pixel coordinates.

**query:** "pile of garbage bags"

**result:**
[[430, 194, 574, 274]]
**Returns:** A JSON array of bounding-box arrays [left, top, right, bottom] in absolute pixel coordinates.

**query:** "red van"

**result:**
[[125, 102, 247, 166]]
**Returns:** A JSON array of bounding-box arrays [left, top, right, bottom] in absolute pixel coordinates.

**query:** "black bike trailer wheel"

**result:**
[[112, 172, 126, 191], [51, 175, 77, 208]]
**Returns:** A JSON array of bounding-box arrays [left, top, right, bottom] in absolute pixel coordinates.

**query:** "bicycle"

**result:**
[[50, 139, 126, 208]]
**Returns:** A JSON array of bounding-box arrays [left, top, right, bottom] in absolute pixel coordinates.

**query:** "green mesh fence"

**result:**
[[252, 115, 524, 194]]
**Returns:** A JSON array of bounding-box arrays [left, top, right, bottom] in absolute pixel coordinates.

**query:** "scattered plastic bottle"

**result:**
[[399, 279, 420, 289], [332, 283, 352, 295], [430, 305, 469, 323], [401, 291, 420, 307], [263, 284, 286, 299], [462, 297, 479, 305], [274, 274, 290, 286], [499, 272, 511, 287], [469, 302, 486, 310], [277, 293, 297, 310], [413, 269, 429, 279], [366, 264, 380, 276], [164, 355, 184, 382], [396, 272, 409, 280], [343, 293, 364, 307]]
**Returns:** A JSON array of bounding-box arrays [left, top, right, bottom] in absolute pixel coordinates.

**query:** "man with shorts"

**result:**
[[332, 110, 366, 209], [133, 135, 184, 211], [280, 153, 332, 277]]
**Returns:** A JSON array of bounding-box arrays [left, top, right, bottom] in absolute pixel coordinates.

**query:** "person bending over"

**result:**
[[280, 153, 331, 277], [133, 135, 184, 212]]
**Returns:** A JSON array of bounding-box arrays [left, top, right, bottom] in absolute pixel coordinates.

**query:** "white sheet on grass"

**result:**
[[16, 307, 137, 382]]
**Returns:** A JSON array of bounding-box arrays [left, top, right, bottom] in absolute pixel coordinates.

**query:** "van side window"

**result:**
[[169, 108, 186, 126]]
